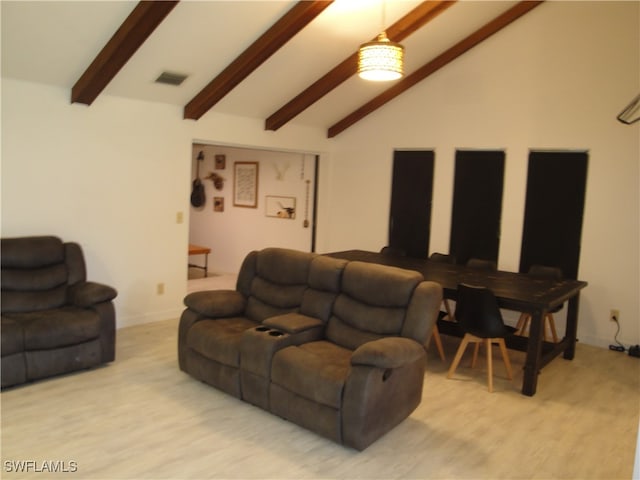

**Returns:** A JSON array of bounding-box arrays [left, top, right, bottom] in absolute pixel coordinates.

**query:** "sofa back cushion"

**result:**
[[326, 261, 423, 350], [300, 256, 347, 322], [244, 248, 315, 322], [1, 236, 70, 313]]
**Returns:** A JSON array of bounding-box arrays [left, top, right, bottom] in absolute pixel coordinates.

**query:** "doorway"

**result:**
[[188, 143, 318, 280]]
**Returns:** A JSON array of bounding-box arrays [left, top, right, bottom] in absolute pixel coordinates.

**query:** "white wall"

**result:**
[[188, 144, 317, 273], [0, 79, 329, 328], [323, 1, 640, 348]]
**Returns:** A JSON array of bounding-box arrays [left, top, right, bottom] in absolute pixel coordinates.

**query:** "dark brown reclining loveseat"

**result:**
[[179, 247, 442, 450], [1, 236, 117, 388]]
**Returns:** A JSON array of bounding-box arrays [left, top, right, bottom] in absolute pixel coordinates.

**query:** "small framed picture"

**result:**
[[213, 197, 224, 212], [266, 195, 296, 219], [215, 154, 226, 170]]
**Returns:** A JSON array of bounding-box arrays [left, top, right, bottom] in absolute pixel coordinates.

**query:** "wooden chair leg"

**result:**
[[485, 339, 493, 392], [430, 325, 446, 361], [547, 313, 559, 343], [516, 312, 529, 336], [497, 338, 513, 380], [443, 299, 454, 321], [471, 342, 480, 368], [447, 334, 471, 379]]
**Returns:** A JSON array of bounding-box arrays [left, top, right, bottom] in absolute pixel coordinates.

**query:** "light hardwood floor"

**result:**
[[2, 277, 639, 479]]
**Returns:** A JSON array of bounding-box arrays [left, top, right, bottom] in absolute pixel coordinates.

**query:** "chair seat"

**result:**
[[5, 307, 101, 350], [187, 317, 259, 367], [271, 341, 352, 409], [466, 324, 517, 339]]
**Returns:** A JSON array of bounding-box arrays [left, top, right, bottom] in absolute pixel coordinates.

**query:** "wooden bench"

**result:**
[[188, 244, 211, 277]]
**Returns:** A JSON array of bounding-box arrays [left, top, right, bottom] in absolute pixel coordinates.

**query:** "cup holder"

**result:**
[[255, 326, 270, 332], [268, 330, 284, 337]]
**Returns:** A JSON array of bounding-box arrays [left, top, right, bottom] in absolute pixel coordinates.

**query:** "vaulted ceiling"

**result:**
[[1, 0, 543, 137]]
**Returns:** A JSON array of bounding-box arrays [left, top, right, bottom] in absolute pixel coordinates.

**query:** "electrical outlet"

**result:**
[[157, 283, 165, 295], [610, 309, 620, 322]]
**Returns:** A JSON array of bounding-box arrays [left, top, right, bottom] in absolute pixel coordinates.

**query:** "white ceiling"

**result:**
[[1, 0, 522, 131]]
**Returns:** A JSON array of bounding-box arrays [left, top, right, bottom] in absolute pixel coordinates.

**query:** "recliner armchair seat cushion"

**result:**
[[187, 317, 258, 367], [271, 341, 352, 409], [26, 339, 102, 380], [7, 307, 101, 350]]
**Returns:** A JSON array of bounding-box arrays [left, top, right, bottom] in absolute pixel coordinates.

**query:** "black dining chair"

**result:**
[[515, 265, 563, 343], [447, 283, 517, 392], [466, 258, 497, 271], [429, 252, 456, 321], [380, 246, 407, 257]]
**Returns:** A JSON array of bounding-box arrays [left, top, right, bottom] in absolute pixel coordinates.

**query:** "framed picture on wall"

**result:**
[[213, 197, 224, 212], [215, 154, 226, 170], [266, 196, 296, 219], [233, 162, 259, 208]]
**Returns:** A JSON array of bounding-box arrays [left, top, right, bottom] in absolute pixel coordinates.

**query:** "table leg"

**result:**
[[563, 293, 580, 360], [204, 253, 208, 278], [522, 308, 545, 396]]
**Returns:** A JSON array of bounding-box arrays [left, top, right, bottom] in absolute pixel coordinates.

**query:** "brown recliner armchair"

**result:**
[[1, 236, 117, 388]]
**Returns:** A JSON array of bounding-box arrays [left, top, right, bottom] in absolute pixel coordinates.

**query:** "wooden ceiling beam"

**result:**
[[265, 1, 456, 131], [71, 1, 179, 105], [184, 1, 333, 121], [327, 1, 544, 138]]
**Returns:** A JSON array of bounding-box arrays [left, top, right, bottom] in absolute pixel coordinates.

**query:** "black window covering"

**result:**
[[388, 150, 435, 258], [519, 151, 588, 280], [449, 150, 505, 265]]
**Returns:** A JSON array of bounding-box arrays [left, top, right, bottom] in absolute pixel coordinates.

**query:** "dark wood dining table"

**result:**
[[327, 250, 588, 396]]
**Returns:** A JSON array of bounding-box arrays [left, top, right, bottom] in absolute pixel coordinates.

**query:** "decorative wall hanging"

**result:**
[[266, 196, 296, 219], [206, 172, 225, 190], [214, 197, 224, 212], [303, 180, 311, 228], [190, 150, 206, 208], [233, 162, 259, 208], [273, 161, 290, 181], [215, 154, 226, 169]]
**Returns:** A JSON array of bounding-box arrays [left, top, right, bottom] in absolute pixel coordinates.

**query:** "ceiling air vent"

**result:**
[[155, 71, 188, 86]]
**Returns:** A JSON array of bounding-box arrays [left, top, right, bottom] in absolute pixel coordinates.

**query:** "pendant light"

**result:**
[[357, 1, 404, 81]]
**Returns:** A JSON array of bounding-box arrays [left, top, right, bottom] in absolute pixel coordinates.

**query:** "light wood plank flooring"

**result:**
[[2, 295, 639, 479]]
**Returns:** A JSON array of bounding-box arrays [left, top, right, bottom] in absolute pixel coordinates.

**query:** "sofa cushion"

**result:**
[[255, 248, 314, 285], [184, 290, 246, 317], [250, 277, 307, 310], [68, 281, 118, 307], [341, 261, 422, 307], [26, 339, 102, 380], [1, 236, 65, 269], [325, 261, 423, 350], [7, 307, 101, 350], [1, 316, 24, 356], [187, 317, 258, 367], [1, 353, 26, 388], [271, 341, 352, 409]]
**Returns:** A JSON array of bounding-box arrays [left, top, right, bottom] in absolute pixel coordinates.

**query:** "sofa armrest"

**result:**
[[69, 281, 117, 307], [183, 290, 246, 318], [263, 312, 323, 334], [351, 337, 425, 369]]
